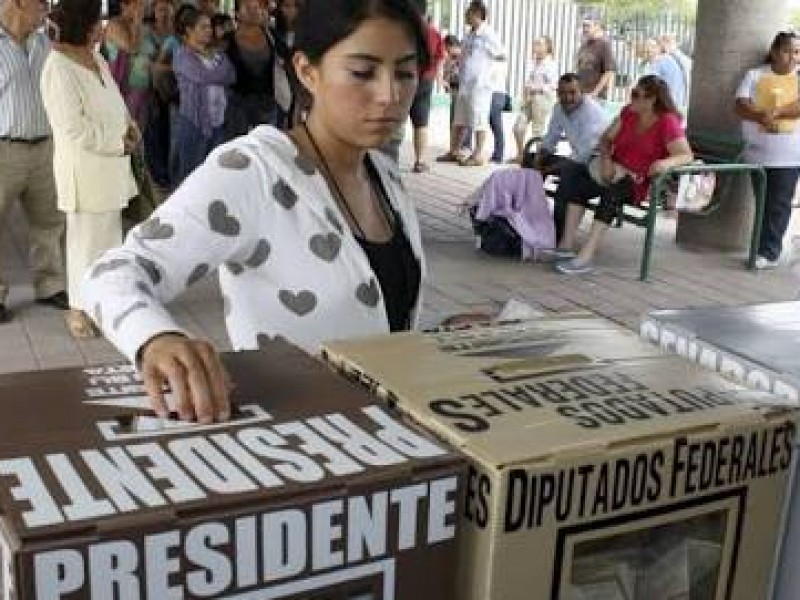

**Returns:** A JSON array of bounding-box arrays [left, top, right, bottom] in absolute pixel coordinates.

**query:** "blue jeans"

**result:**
[[753, 167, 800, 260], [489, 92, 506, 162], [173, 114, 225, 186]]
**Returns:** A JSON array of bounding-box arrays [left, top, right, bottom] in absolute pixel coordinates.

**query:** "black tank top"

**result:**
[[355, 162, 421, 331]]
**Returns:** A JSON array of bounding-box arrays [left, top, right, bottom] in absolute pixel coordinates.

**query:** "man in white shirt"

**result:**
[[0, 0, 68, 322], [437, 1, 506, 166]]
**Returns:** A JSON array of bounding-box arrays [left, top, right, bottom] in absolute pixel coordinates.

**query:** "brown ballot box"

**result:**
[[0, 341, 464, 600], [323, 321, 797, 600]]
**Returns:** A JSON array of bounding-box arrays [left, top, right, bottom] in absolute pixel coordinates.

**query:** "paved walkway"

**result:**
[[1, 118, 799, 374]]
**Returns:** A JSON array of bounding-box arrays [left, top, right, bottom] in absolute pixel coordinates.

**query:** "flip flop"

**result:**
[[458, 156, 488, 167], [412, 161, 430, 173], [435, 153, 460, 163]]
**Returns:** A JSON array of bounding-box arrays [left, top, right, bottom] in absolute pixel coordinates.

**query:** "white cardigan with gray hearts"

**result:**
[[82, 126, 426, 363]]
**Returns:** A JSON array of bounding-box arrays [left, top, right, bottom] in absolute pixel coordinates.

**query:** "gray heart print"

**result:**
[[138, 218, 174, 241], [324, 207, 344, 234], [226, 262, 245, 276], [136, 281, 153, 297], [208, 201, 241, 236], [245, 239, 271, 268], [90, 258, 130, 279], [295, 154, 317, 176], [278, 289, 317, 316], [309, 232, 341, 262], [356, 279, 380, 307], [273, 180, 298, 209], [218, 149, 251, 170], [187, 264, 209, 286], [135, 255, 162, 285], [113, 301, 148, 330]]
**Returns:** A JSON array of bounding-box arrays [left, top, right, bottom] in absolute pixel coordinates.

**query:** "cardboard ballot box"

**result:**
[[639, 302, 800, 600], [323, 322, 797, 600], [640, 302, 800, 403], [0, 341, 464, 600]]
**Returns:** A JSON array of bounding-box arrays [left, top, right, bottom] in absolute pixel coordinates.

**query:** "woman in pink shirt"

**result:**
[[554, 75, 693, 274]]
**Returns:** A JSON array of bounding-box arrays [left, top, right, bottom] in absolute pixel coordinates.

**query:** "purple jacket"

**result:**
[[472, 168, 555, 260], [173, 45, 236, 138]]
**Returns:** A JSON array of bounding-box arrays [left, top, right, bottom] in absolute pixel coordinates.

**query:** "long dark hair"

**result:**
[[175, 4, 206, 38], [274, 0, 302, 37], [294, 0, 431, 71], [47, 0, 102, 44], [636, 74, 678, 115], [766, 31, 795, 65]]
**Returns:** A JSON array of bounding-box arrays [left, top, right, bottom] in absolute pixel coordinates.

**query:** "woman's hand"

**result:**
[[123, 123, 141, 154], [648, 159, 670, 177], [599, 155, 616, 184], [140, 333, 232, 423]]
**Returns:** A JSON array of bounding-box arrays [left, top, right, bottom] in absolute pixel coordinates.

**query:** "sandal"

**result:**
[[435, 152, 460, 163], [66, 309, 99, 339], [412, 161, 430, 173], [458, 155, 488, 167]]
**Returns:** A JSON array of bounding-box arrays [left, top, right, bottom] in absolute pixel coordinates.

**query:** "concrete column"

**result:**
[[677, 0, 791, 251]]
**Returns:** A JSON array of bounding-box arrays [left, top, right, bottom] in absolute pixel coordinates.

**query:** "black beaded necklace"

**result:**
[[301, 121, 395, 240]]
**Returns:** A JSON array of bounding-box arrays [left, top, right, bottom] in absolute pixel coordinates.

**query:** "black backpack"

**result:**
[[469, 206, 522, 258]]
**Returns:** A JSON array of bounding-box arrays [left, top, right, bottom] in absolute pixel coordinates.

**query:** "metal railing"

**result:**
[[639, 164, 766, 281], [432, 0, 695, 106]]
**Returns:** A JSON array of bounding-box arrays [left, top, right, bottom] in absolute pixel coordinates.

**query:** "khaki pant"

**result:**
[[0, 139, 66, 303], [514, 93, 556, 139], [66, 212, 121, 311]]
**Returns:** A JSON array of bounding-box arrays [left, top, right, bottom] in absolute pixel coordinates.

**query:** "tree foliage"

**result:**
[[581, 0, 697, 21]]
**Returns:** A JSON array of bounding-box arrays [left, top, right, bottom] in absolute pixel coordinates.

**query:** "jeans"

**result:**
[[489, 91, 507, 162], [144, 98, 172, 188], [173, 114, 225, 186], [753, 167, 800, 261]]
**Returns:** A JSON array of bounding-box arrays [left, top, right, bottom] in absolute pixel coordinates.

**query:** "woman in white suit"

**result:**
[[41, 0, 138, 337]]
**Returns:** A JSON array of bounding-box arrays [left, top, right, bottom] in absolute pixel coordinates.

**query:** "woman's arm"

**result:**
[[597, 116, 622, 157], [82, 145, 267, 422], [735, 97, 772, 127], [649, 136, 694, 176], [41, 59, 126, 156]]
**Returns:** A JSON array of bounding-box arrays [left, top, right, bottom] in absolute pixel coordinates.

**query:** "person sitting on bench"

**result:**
[[552, 75, 693, 275], [528, 72, 609, 241]]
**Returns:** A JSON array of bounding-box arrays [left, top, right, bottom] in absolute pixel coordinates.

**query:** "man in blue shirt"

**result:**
[[528, 73, 609, 241]]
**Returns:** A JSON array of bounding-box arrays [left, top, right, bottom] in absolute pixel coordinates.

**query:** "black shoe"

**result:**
[[36, 291, 69, 311], [0, 303, 11, 323]]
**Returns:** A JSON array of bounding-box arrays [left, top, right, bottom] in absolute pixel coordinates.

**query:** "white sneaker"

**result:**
[[754, 255, 780, 270], [555, 258, 594, 275]]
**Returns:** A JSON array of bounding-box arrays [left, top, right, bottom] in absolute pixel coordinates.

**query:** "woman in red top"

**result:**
[[554, 75, 693, 274]]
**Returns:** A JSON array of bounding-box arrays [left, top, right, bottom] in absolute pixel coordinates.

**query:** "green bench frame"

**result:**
[[536, 131, 766, 281]]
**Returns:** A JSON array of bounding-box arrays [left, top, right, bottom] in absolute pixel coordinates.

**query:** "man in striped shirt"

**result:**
[[0, 0, 67, 322]]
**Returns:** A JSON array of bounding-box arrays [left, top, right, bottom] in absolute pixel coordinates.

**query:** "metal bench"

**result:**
[[526, 131, 766, 281]]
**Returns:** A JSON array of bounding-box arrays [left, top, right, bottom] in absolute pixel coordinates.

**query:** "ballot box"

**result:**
[[640, 302, 800, 600], [0, 341, 464, 600], [323, 322, 796, 600]]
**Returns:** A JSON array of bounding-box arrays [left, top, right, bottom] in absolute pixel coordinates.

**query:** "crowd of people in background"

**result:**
[[0, 0, 798, 349]]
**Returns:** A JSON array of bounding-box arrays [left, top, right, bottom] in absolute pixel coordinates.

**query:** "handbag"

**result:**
[[468, 205, 522, 258], [122, 146, 160, 226], [674, 162, 717, 213]]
